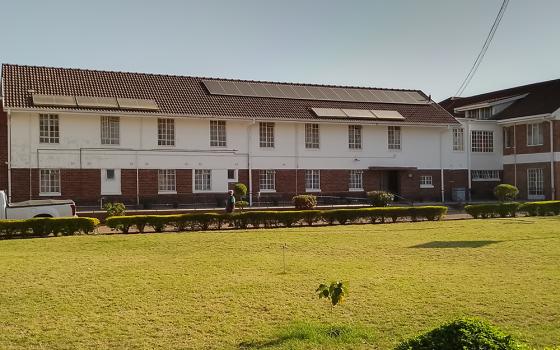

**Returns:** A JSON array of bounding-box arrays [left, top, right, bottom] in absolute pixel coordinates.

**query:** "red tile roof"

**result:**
[[439, 78, 560, 120], [2, 64, 458, 124]]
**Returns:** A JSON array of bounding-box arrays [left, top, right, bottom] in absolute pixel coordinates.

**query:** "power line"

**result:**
[[455, 0, 510, 97]]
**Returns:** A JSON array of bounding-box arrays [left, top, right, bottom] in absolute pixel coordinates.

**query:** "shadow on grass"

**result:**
[[239, 322, 374, 349], [409, 240, 502, 248]]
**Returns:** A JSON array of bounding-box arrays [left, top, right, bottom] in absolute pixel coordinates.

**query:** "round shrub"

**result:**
[[293, 195, 317, 210], [493, 184, 519, 202], [235, 200, 249, 209], [234, 183, 248, 200], [395, 317, 525, 350], [104, 202, 126, 217], [367, 191, 394, 207]]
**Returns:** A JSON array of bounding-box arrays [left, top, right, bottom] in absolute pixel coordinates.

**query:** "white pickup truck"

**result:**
[[0, 191, 76, 219]]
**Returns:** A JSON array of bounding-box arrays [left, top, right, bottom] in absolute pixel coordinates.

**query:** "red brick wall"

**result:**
[[502, 162, 553, 200], [0, 110, 8, 193], [503, 122, 555, 156]]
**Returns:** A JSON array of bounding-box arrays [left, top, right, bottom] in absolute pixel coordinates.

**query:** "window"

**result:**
[[420, 175, 433, 188], [452, 127, 464, 151], [504, 127, 514, 148], [527, 123, 544, 146], [305, 170, 320, 191], [106, 169, 115, 180], [158, 118, 175, 146], [259, 170, 275, 191], [259, 122, 275, 148], [39, 114, 59, 144], [466, 107, 492, 120], [471, 170, 500, 181], [305, 123, 320, 149], [158, 170, 176, 193], [348, 125, 362, 149], [388, 126, 401, 150], [471, 130, 494, 152], [39, 169, 61, 195], [527, 168, 544, 199], [100, 116, 120, 145], [227, 169, 237, 182], [194, 169, 211, 191], [210, 120, 226, 147], [349, 170, 363, 190]]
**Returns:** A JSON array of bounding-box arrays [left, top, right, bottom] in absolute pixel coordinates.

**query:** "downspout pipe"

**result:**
[[247, 119, 255, 206], [6, 110, 11, 203], [550, 120, 555, 200]]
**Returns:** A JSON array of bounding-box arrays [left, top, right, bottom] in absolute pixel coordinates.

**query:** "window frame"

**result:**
[[39, 169, 61, 196], [158, 169, 177, 194], [388, 126, 401, 151], [100, 116, 120, 145], [259, 170, 276, 192], [39, 114, 60, 144], [471, 130, 494, 153], [259, 122, 275, 148], [419, 175, 433, 189], [348, 125, 362, 150], [210, 120, 227, 147], [452, 127, 464, 152], [194, 169, 212, 192], [504, 127, 514, 149], [227, 169, 238, 182], [527, 122, 544, 146], [157, 118, 175, 146], [471, 170, 501, 181], [527, 168, 545, 199], [304, 123, 320, 149], [304, 169, 321, 192], [348, 170, 363, 191]]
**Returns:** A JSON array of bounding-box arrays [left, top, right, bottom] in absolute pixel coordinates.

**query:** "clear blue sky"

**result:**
[[1, 0, 558, 101]]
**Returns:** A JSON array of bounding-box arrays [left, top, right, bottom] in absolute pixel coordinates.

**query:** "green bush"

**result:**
[[464, 203, 520, 219], [0, 217, 99, 239], [395, 317, 525, 350], [103, 202, 126, 217], [235, 200, 249, 209], [494, 184, 519, 202], [103, 206, 448, 233], [519, 201, 560, 216], [234, 183, 248, 200], [293, 195, 317, 210], [367, 191, 394, 207]]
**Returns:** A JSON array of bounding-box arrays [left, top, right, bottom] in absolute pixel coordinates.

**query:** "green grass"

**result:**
[[0, 217, 559, 349]]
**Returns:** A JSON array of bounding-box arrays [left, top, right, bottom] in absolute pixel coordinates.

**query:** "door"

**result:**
[[381, 171, 400, 196]]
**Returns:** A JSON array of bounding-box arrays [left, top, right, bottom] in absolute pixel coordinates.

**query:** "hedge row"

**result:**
[[105, 206, 448, 233], [465, 200, 560, 219], [0, 217, 100, 239]]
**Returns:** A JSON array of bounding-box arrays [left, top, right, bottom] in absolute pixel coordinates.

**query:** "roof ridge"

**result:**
[[456, 77, 560, 100], [1, 63, 424, 94]]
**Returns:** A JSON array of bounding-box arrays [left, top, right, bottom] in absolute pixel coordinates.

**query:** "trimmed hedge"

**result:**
[[0, 217, 100, 239], [464, 203, 521, 219], [105, 206, 448, 234], [293, 195, 317, 210], [465, 200, 560, 219], [519, 200, 560, 216]]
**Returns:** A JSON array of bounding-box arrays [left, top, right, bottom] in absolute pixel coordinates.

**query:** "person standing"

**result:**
[[225, 190, 236, 213]]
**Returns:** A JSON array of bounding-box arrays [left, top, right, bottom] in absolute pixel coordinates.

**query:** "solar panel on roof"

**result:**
[[32, 94, 77, 107], [311, 108, 347, 118], [263, 84, 286, 98], [76, 96, 119, 108], [117, 98, 159, 110], [202, 80, 225, 95], [201, 80, 430, 105], [342, 109, 376, 118], [371, 110, 405, 120]]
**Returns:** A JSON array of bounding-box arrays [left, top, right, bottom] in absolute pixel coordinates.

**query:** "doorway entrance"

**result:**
[[381, 171, 400, 196]]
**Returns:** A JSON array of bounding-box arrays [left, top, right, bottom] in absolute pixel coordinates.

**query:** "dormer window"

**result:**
[[465, 107, 492, 120]]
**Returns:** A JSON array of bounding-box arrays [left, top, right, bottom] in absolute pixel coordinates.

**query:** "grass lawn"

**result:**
[[0, 217, 559, 349]]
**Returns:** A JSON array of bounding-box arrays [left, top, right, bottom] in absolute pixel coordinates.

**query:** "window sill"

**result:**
[[101, 192, 122, 196], [472, 179, 500, 182], [528, 195, 545, 200], [527, 144, 544, 147], [158, 191, 177, 195], [193, 189, 213, 193], [305, 189, 321, 193], [419, 185, 434, 189], [39, 192, 61, 197], [349, 188, 364, 192], [259, 189, 276, 193]]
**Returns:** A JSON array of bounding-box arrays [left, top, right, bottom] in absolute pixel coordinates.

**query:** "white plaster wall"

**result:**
[[9, 111, 503, 173]]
